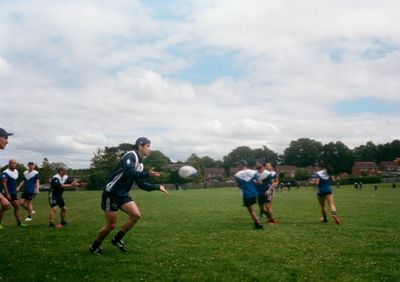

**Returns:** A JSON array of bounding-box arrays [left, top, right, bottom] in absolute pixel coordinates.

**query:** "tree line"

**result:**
[[3, 138, 399, 189]]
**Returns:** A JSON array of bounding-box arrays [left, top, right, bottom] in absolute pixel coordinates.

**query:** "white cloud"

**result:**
[[0, 0, 399, 168]]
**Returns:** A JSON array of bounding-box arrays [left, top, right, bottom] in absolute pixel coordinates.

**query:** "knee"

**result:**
[[131, 211, 141, 221], [108, 222, 117, 230]]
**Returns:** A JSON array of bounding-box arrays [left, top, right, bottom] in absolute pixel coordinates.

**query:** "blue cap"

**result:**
[[135, 137, 151, 147], [0, 128, 13, 137]]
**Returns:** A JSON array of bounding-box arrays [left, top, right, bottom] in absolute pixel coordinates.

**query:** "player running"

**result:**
[[0, 128, 13, 215], [264, 163, 280, 224], [89, 137, 168, 255], [48, 167, 79, 228], [235, 160, 263, 229], [310, 163, 340, 224], [0, 160, 27, 228], [17, 162, 40, 221]]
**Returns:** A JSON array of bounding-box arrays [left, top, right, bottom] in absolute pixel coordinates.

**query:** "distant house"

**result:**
[[163, 163, 188, 170], [276, 165, 298, 177], [203, 168, 225, 181], [379, 161, 400, 177], [352, 162, 379, 176], [229, 166, 241, 178]]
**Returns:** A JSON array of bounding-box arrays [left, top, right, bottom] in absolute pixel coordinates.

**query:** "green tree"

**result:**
[[353, 141, 378, 162], [283, 138, 322, 167], [144, 150, 171, 171], [223, 146, 255, 170], [253, 146, 279, 164], [320, 141, 354, 173]]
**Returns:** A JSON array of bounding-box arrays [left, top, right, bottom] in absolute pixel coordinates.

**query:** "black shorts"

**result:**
[[9, 194, 18, 201], [243, 197, 257, 207], [21, 192, 35, 201], [49, 192, 65, 208], [101, 192, 132, 212]]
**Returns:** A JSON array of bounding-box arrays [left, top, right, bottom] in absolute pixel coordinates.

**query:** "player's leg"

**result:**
[[326, 194, 340, 224], [48, 206, 57, 227], [90, 211, 118, 254], [11, 199, 24, 226], [0, 206, 5, 228], [111, 201, 141, 252], [245, 198, 263, 229], [318, 195, 328, 222]]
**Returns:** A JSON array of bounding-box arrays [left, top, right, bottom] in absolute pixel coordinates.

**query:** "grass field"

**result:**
[[0, 185, 399, 281]]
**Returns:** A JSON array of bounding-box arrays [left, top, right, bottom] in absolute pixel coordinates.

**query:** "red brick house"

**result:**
[[351, 162, 379, 176], [379, 161, 400, 177], [276, 165, 298, 177], [203, 167, 225, 181]]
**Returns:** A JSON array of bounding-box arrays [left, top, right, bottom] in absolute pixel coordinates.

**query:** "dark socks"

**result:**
[[113, 230, 125, 242]]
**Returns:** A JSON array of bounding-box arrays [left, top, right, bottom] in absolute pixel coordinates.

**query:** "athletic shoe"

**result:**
[[89, 246, 103, 255], [111, 238, 127, 252], [55, 224, 64, 228], [49, 222, 55, 228], [320, 217, 328, 223], [267, 218, 280, 225], [0, 224, 4, 229], [254, 223, 264, 230], [24, 217, 32, 222], [332, 214, 341, 225]]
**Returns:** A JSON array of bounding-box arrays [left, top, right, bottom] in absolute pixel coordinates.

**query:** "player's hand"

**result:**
[[71, 181, 80, 187], [149, 169, 161, 177], [159, 185, 169, 195], [1, 197, 10, 210]]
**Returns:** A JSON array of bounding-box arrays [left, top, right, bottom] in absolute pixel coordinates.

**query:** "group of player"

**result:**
[[0, 128, 80, 229], [234, 159, 341, 229]]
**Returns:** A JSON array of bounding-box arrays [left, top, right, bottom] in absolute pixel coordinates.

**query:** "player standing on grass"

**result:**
[[264, 162, 280, 225], [89, 137, 169, 255], [0, 159, 27, 228], [0, 128, 12, 216], [17, 162, 40, 221], [234, 160, 263, 230], [255, 160, 271, 220], [48, 167, 79, 228], [310, 163, 340, 224]]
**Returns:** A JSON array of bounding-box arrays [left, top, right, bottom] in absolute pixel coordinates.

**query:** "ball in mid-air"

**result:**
[[178, 166, 198, 179]]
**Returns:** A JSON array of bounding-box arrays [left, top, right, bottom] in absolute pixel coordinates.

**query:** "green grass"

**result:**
[[0, 185, 399, 281]]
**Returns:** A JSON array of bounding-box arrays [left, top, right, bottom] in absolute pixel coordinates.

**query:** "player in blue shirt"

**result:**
[[90, 137, 168, 255], [0, 128, 13, 214], [310, 163, 340, 224], [17, 162, 40, 222], [0, 159, 26, 228], [235, 160, 263, 229]]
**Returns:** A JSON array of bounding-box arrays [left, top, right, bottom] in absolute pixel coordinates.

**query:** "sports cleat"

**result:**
[[49, 222, 55, 228], [24, 217, 32, 222], [89, 246, 103, 255], [320, 217, 328, 223], [267, 218, 280, 225], [332, 214, 341, 225], [254, 223, 264, 230], [55, 224, 64, 228], [111, 238, 127, 252]]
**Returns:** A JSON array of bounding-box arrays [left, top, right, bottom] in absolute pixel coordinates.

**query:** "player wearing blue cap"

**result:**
[[235, 160, 263, 229], [90, 137, 169, 255], [0, 128, 13, 217]]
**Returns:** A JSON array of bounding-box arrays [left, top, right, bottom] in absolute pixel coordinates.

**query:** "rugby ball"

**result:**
[[178, 166, 198, 179]]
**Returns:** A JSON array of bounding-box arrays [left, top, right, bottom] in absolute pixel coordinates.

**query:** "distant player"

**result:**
[[264, 163, 280, 224], [255, 160, 270, 219], [17, 162, 40, 221], [0, 128, 13, 214], [310, 163, 340, 224], [48, 167, 79, 228], [89, 137, 168, 255], [235, 160, 263, 229], [0, 160, 26, 228]]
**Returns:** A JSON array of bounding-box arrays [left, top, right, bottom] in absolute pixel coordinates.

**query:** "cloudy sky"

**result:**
[[1, 0, 399, 168]]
